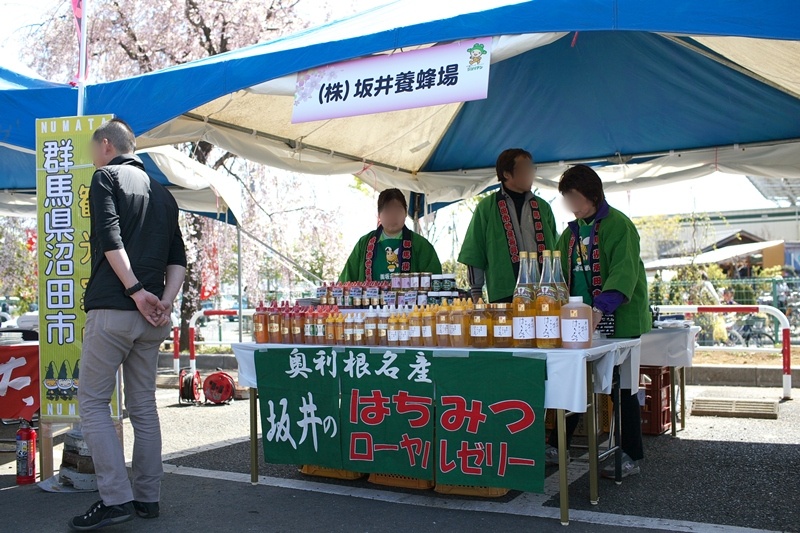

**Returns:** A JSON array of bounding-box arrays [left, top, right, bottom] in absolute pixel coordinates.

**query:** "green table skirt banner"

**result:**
[[255, 346, 546, 493]]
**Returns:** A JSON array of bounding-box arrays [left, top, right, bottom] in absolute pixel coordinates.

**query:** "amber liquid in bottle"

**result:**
[[535, 251, 562, 349]]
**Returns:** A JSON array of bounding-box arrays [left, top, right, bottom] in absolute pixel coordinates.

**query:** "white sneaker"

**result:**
[[545, 445, 570, 465], [601, 453, 641, 479]]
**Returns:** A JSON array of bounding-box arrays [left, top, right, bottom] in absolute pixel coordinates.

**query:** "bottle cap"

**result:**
[[569, 296, 584, 303]]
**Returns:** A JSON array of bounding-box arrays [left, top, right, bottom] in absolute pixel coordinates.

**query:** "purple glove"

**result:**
[[594, 290, 627, 315]]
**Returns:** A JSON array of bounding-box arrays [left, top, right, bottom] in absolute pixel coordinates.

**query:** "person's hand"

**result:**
[[156, 300, 173, 327], [131, 289, 164, 327], [592, 309, 603, 330]]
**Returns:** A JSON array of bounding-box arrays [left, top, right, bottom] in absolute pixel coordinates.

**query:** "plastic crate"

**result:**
[[368, 472, 434, 490], [299, 465, 365, 480], [434, 483, 509, 497], [641, 407, 671, 435], [639, 366, 672, 436]]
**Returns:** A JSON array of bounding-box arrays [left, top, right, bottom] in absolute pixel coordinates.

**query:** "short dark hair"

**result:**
[[495, 148, 532, 183], [92, 118, 136, 154], [558, 164, 605, 207], [377, 188, 407, 213]]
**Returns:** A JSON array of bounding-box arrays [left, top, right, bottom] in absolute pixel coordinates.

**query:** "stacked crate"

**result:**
[[640, 366, 671, 435]]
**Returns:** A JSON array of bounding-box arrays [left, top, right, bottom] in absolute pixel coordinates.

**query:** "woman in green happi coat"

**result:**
[[340, 188, 441, 282], [547, 164, 651, 479]]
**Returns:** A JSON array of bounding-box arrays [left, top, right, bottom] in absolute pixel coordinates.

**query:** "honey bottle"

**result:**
[[344, 313, 354, 345], [435, 301, 451, 347], [315, 307, 327, 344], [398, 309, 410, 347], [552, 250, 570, 305], [353, 312, 366, 346], [408, 305, 422, 347], [325, 311, 336, 344], [512, 252, 536, 348], [470, 299, 493, 349], [334, 312, 345, 346], [449, 299, 468, 348], [291, 307, 305, 345], [421, 305, 436, 347], [561, 296, 593, 349], [364, 306, 378, 346], [387, 313, 400, 347], [535, 251, 562, 348], [377, 306, 390, 346], [492, 303, 513, 348], [267, 302, 281, 342], [254, 301, 268, 344]]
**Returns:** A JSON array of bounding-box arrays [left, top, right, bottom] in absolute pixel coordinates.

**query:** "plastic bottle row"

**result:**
[[252, 296, 593, 350]]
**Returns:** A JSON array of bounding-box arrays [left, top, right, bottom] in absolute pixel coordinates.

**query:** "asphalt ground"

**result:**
[[0, 385, 796, 532]]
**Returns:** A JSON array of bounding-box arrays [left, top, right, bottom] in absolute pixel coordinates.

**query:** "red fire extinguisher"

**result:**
[[16, 419, 37, 485]]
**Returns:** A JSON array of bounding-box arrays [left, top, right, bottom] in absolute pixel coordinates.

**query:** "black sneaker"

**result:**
[[133, 500, 160, 519], [68, 500, 134, 531]]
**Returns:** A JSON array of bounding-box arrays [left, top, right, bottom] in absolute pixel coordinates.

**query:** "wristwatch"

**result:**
[[124, 282, 144, 297]]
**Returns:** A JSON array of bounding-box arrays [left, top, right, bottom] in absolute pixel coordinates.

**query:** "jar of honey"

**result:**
[[492, 303, 513, 348], [470, 299, 493, 349]]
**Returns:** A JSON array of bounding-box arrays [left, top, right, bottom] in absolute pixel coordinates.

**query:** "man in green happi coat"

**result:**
[[458, 148, 558, 303]]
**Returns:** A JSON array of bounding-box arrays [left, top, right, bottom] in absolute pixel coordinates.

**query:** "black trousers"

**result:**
[[548, 388, 644, 461]]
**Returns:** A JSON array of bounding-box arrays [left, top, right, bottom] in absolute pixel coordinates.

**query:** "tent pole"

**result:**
[[76, 0, 89, 116], [237, 223, 243, 343]]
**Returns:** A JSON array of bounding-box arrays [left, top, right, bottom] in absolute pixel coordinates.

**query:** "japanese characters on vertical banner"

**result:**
[[256, 346, 342, 468], [340, 348, 434, 479], [36, 115, 117, 421], [0, 345, 40, 421], [255, 347, 545, 492]]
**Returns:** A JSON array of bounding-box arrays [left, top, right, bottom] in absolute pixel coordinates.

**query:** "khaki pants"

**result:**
[[78, 309, 171, 506]]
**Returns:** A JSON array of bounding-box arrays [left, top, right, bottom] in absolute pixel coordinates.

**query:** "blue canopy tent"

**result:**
[[4, 0, 800, 212], [0, 66, 241, 223], [37, 0, 799, 217]]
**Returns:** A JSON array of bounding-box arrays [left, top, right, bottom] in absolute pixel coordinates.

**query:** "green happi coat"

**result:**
[[339, 226, 442, 282], [556, 202, 652, 338], [458, 189, 558, 302]]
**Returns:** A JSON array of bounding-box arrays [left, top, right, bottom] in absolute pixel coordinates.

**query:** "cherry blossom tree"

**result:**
[[20, 0, 350, 349]]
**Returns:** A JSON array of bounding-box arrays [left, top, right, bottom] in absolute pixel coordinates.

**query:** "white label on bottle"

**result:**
[[409, 326, 421, 338], [422, 325, 433, 338], [494, 325, 512, 338], [365, 323, 377, 331], [388, 330, 399, 342], [399, 329, 410, 342], [378, 323, 388, 330], [470, 325, 488, 337], [536, 316, 561, 339], [436, 323, 449, 336], [344, 328, 354, 336], [512, 317, 535, 340], [449, 323, 462, 336], [562, 319, 591, 343]]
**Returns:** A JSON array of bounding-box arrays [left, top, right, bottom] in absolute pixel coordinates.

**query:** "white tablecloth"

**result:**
[[640, 327, 701, 367], [233, 340, 640, 414]]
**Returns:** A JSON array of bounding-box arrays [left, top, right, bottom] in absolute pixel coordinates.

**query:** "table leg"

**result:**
[[40, 421, 53, 481], [556, 409, 569, 526], [670, 366, 677, 437], [249, 388, 259, 485], [612, 367, 622, 485], [585, 364, 599, 505], [680, 367, 686, 430]]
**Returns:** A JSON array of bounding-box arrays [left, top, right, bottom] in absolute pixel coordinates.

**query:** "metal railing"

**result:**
[[654, 304, 792, 400]]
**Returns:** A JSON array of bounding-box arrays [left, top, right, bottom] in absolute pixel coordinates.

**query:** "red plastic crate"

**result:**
[[640, 366, 672, 435]]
